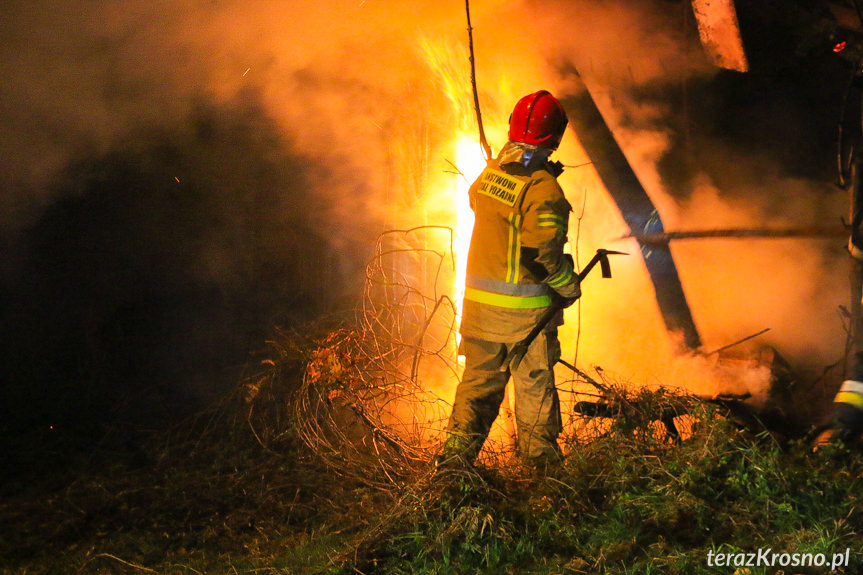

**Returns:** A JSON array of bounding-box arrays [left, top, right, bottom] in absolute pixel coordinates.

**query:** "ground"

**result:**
[[2, 328, 863, 575]]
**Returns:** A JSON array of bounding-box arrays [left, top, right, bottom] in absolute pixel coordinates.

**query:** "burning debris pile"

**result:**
[[238, 224, 828, 490], [229, 307, 863, 573], [243, 226, 458, 484]]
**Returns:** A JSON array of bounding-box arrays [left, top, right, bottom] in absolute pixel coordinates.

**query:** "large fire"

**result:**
[[452, 136, 484, 331], [381, 28, 837, 457]]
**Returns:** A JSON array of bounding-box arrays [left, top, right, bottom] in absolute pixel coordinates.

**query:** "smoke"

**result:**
[[522, 0, 848, 401], [1, 0, 433, 432], [0, 0, 853, 441]]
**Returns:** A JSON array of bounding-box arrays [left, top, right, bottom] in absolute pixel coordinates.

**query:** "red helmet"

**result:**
[[508, 90, 568, 150]]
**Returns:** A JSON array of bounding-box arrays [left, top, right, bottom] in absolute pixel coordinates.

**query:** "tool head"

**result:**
[[600, 256, 612, 278], [597, 249, 628, 278]]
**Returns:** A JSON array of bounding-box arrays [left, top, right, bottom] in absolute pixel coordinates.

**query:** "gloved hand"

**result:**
[[561, 295, 579, 308], [553, 257, 581, 307], [552, 289, 580, 309]]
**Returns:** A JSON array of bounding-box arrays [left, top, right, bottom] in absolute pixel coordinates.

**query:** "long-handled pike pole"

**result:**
[[502, 249, 627, 371]]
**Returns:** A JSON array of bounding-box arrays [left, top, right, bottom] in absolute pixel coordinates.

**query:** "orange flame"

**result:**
[[452, 136, 485, 329]]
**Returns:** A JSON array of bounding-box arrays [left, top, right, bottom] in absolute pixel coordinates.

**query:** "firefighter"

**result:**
[[819, 158, 863, 446], [818, 268, 863, 445], [439, 90, 581, 468]]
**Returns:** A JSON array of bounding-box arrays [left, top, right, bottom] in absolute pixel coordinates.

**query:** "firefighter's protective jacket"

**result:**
[[460, 154, 579, 343]]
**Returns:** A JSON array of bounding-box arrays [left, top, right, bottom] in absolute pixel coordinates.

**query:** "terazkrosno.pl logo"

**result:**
[[707, 548, 851, 571]]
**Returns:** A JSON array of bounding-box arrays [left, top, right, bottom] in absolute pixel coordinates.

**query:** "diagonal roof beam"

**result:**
[[561, 74, 702, 351]]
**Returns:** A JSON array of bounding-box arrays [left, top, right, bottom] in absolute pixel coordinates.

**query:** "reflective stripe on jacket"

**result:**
[[835, 380, 863, 411]]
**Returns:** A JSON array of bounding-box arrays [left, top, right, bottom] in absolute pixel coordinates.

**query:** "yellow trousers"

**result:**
[[443, 330, 562, 463]]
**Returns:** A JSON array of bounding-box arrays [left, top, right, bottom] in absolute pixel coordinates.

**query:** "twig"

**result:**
[[93, 554, 157, 573], [706, 328, 771, 355], [247, 402, 268, 449], [444, 157, 471, 185], [465, 0, 491, 160], [563, 161, 594, 169], [558, 358, 609, 394], [571, 188, 588, 376]]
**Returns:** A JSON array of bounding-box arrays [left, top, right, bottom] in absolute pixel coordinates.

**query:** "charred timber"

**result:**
[[561, 73, 701, 350], [623, 227, 847, 245]]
